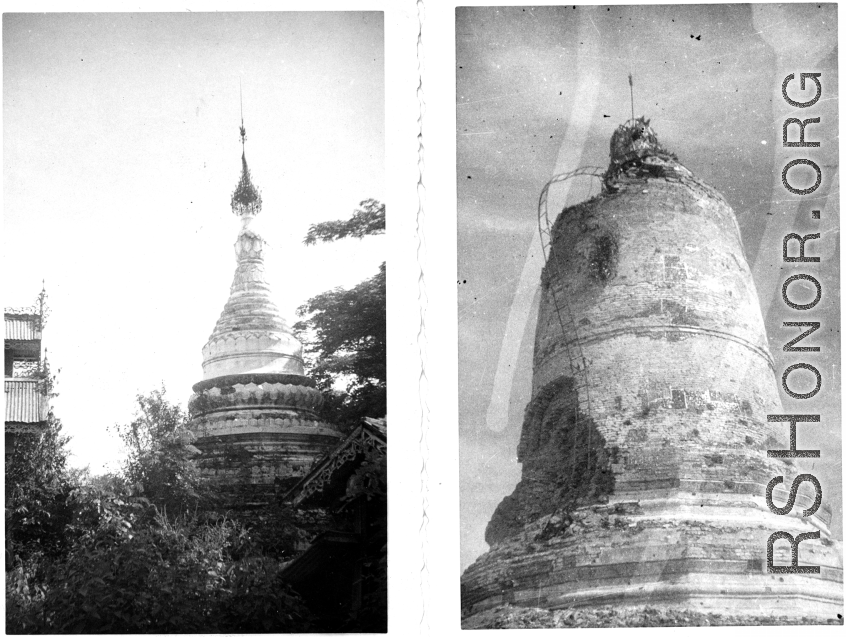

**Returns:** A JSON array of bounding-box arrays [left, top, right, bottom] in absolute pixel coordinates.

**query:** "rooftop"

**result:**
[[4, 311, 42, 342]]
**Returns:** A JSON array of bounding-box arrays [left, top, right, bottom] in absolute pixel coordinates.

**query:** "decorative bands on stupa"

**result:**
[[201, 223, 306, 380], [202, 331, 306, 380], [192, 372, 316, 393], [194, 410, 338, 440], [189, 380, 324, 420]]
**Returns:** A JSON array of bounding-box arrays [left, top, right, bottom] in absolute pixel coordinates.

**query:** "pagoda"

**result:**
[[188, 122, 342, 506], [461, 119, 842, 623]]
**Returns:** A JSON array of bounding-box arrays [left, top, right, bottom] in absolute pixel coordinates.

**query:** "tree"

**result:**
[[110, 387, 208, 514], [303, 198, 385, 245], [295, 200, 386, 430], [6, 383, 321, 634], [5, 349, 77, 567], [6, 413, 75, 566]]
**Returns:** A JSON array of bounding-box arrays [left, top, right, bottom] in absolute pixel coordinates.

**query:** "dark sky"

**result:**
[[457, 4, 839, 571]]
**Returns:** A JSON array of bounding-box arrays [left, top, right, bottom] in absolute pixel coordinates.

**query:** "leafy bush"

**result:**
[[6, 502, 313, 634], [6, 387, 317, 634], [216, 557, 314, 633], [6, 413, 76, 565], [110, 387, 212, 514]]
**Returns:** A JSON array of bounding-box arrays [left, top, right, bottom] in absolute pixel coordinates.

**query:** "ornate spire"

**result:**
[[200, 119, 303, 381], [186, 114, 342, 509], [230, 119, 262, 218]]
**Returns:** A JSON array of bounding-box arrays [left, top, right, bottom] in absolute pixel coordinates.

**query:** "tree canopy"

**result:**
[[6, 413, 76, 564], [303, 198, 385, 245], [295, 200, 386, 430], [6, 388, 315, 634]]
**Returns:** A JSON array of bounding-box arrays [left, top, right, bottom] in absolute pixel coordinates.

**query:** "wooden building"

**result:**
[[282, 417, 387, 632], [4, 304, 49, 455]]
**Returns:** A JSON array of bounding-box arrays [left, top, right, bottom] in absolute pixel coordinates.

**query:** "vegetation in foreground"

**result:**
[[6, 391, 319, 633], [7, 202, 387, 633]]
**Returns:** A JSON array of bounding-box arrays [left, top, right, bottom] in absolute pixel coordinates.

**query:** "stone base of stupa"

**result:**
[[461, 492, 843, 625], [189, 374, 342, 507], [462, 603, 844, 629]]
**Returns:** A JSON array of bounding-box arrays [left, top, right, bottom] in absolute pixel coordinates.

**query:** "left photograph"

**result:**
[[4, 12, 385, 633]]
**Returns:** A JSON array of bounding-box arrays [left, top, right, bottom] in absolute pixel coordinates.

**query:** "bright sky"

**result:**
[[3, 12, 385, 474], [457, 4, 840, 570]]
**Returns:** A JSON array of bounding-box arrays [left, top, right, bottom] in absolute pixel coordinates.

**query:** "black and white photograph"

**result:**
[[4, 11, 386, 633], [457, 4, 842, 628], [4, 2, 845, 635]]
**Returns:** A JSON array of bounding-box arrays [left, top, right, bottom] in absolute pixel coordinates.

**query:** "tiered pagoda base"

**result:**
[[189, 374, 342, 506], [462, 489, 843, 623]]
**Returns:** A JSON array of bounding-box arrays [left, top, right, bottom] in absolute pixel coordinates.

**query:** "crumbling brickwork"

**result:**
[[486, 377, 613, 545], [462, 130, 843, 623]]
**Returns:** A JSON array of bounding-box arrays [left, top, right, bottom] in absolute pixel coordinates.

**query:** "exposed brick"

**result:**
[[462, 133, 842, 622]]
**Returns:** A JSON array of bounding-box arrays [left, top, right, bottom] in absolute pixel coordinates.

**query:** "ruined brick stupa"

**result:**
[[188, 123, 342, 505], [461, 118, 842, 622]]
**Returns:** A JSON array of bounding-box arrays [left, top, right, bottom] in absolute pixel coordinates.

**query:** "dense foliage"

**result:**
[[7, 241, 389, 631], [7, 503, 313, 633], [6, 413, 75, 564], [109, 387, 209, 514], [6, 389, 315, 634], [295, 200, 387, 429]]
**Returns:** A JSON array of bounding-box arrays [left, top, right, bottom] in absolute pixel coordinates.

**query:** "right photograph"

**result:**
[[457, 4, 841, 628]]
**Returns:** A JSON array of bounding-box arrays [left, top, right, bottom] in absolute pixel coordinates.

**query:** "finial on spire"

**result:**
[[628, 73, 635, 123], [239, 77, 246, 149], [231, 80, 262, 218], [231, 153, 262, 219]]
